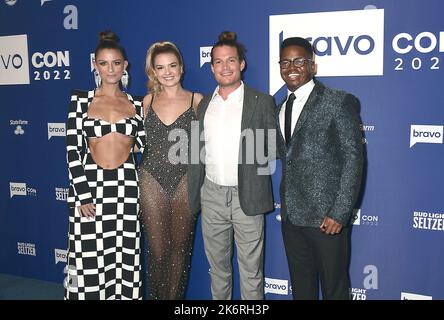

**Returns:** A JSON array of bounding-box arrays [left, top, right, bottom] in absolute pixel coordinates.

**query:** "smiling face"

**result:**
[[94, 48, 127, 86], [279, 45, 317, 92], [153, 52, 182, 88], [211, 45, 245, 91]]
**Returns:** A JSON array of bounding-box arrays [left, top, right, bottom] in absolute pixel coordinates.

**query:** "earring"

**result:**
[[94, 70, 101, 88], [121, 70, 129, 89]]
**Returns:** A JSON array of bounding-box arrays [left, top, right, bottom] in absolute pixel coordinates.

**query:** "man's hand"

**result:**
[[320, 216, 342, 235]]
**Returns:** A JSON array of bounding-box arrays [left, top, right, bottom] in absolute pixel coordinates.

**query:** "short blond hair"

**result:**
[[145, 41, 183, 94]]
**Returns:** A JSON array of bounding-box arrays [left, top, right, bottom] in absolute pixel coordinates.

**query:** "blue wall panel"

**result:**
[[1, 0, 443, 300]]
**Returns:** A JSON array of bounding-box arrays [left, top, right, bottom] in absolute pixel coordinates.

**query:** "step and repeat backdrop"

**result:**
[[1, 0, 443, 300]]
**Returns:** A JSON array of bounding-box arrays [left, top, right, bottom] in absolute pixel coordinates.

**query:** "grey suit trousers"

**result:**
[[201, 177, 264, 300]]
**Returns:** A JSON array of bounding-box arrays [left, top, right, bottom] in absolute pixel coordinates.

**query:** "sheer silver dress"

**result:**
[[139, 93, 197, 300]]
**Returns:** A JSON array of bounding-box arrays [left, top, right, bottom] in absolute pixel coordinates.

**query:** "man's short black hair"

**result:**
[[281, 37, 314, 57]]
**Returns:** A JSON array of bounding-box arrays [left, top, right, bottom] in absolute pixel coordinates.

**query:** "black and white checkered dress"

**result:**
[[65, 90, 145, 300]]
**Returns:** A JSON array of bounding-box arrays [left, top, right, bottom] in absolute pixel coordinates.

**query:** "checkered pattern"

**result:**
[[65, 90, 144, 300], [66, 90, 145, 208]]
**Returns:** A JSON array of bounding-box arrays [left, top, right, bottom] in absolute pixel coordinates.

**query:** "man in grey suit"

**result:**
[[277, 37, 363, 300], [187, 31, 276, 300]]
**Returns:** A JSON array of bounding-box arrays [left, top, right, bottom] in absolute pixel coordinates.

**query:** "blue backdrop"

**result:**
[[1, 0, 443, 300]]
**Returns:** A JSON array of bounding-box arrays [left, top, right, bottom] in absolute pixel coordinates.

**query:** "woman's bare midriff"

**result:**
[[88, 133, 133, 169]]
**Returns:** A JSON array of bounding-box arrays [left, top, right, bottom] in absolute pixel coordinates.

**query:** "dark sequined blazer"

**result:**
[[277, 80, 363, 227]]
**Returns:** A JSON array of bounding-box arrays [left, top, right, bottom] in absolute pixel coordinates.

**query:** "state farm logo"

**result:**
[[0, 34, 30, 85], [269, 9, 384, 95], [360, 124, 375, 144], [410, 125, 443, 148], [10, 119, 28, 135]]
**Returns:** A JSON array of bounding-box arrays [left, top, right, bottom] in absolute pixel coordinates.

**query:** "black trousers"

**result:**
[[281, 220, 351, 300]]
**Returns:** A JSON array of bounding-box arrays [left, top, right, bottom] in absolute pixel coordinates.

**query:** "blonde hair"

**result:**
[[145, 41, 183, 94]]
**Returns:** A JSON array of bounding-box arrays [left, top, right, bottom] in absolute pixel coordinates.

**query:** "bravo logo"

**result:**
[[54, 249, 67, 264], [48, 123, 66, 140], [264, 277, 289, 295], [401, 292, 432, 300], [10, 182, 26, 198], [269, 8, 384, 95], [0, 34, 30, 85], [200, 46, 212, 67], [410, 125, 443, 148], [10, 182, 37, 198]]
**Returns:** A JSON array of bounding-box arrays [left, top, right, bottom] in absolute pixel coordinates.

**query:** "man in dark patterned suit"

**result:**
[[277, 37, 363, 300]]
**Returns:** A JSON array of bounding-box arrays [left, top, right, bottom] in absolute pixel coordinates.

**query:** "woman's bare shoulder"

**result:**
[[142, 93, 153, 106], [192, 92, 204, 106]]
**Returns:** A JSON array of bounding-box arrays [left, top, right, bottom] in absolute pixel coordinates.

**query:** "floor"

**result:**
[[0, 273, 63, 300]]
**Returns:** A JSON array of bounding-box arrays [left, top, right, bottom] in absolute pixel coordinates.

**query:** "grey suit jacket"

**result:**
[[187, 84, 277, 216], [277, 80, 363, 227]]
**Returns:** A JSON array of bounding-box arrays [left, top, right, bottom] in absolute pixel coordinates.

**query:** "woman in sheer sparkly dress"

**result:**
[[139, 41, 203, 299]]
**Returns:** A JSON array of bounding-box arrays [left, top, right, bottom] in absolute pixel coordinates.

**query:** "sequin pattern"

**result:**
[[139, 94, 197, 300]]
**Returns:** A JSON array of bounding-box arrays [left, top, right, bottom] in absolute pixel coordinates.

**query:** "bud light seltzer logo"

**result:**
[[269, 9, 384, 95], [17, 242, 36, 256], [55, 187, 68, 201], [0, 34, 30, 85]]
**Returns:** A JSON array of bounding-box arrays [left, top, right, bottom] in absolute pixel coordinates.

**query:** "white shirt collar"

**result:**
[[287, 79, 315, 101], [212, 81, 244, 103]]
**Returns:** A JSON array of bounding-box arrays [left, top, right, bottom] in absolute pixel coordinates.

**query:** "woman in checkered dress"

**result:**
[[65, 31, 145, 300]]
